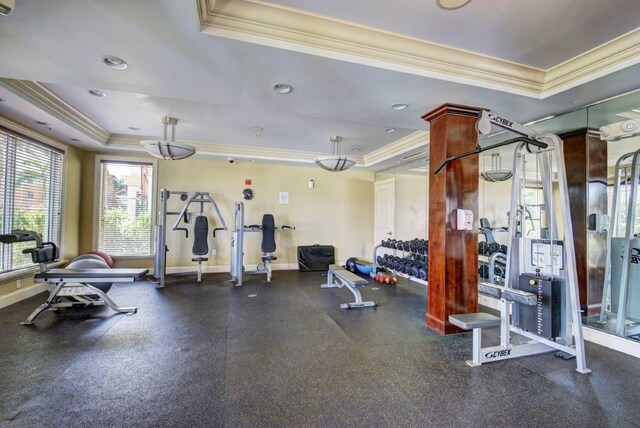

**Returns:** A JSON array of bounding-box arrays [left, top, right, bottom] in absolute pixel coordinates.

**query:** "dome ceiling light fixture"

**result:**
[[140, 116, 196, 160], [101, 55, 128, 70], [480, 153, 512, 182], [88, 89, 106, 97], [315, 135, 356, 172], [436, 0, 472, 10], [272, 83, 293, 94]]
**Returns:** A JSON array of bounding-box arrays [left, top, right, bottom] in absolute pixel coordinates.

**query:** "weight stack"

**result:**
[[514, 273, 561, 340]]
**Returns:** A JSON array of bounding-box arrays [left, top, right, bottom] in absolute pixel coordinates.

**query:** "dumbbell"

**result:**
[[478, 264, 489, 279], [419, 267, 428, 280], [411, 265, 420, 278]]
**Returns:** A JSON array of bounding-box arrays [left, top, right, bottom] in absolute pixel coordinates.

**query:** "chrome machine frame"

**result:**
[[153, 189, 227, 288], [599, 149, 640, 336], [230, 201, 294, 286], [461, 111, 590, 373]]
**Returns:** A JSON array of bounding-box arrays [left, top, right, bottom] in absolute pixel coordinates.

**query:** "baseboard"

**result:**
[[166, 263, 300, 275], [583, 326, 640, 358], [0, 283, 48, 309]]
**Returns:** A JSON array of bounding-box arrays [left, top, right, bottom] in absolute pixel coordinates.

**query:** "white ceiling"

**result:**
[[266, 0, 640, 68], [0, 0, 639, 168]]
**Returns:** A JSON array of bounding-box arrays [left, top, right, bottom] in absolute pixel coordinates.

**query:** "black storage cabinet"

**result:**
[[297, 245, 335, 272]]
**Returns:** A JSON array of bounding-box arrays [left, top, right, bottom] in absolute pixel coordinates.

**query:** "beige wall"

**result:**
[[394, 174, 428, 241], [78, 150, 97, 254], [0, 143, 83, 299], [79, 155, 375, 269]]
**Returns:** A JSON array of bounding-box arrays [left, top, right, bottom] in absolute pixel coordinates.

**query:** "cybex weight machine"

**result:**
[[598, 149, 640, 338], [448, 110, 590, 374], [153, 189, 227, 288], [230, 201, 294, 286]]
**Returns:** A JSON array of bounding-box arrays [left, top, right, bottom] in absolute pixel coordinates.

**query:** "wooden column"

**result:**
[[560, 128, 607, 315], [422, 103, 483, 334]]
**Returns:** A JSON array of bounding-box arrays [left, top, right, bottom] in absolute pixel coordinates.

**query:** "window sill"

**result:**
[[0, 260, 68, 284]]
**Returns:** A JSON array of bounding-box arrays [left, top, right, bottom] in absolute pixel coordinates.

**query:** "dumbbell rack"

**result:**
[[372, 244, 428, 286]]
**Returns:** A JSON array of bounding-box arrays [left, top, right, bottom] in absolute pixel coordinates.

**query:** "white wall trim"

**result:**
[[199, 0, 640, 99], [583, 326, 640, 359], [166, 263, 300, 274], [0, 114, 69, 152], [0, 283, 49, 310], [199, 0, 544, 98], [364, 131, 428, 166], [0, 78, 110, 143], [107, 134, 366, 166]]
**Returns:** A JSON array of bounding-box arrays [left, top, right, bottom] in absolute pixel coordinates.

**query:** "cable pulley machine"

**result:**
[[447, 110, 590, 374]]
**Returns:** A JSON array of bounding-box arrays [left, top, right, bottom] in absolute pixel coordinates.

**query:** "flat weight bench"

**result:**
[[25, 268, 149, 325], [449, 313, 502, 367], [321, 264, 377, 309]]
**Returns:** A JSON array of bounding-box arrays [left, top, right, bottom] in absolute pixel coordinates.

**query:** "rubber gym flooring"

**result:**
[[1, 271, 639, 427]]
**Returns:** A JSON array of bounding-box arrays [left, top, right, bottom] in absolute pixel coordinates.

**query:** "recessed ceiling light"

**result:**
[[436, 0, 472, 10], [71, 138, 80, 142], [128, 126, 141, 131], [350, 148, 359, 152], [272, 83, 293, 94], [384, 127, 397, 133], [35, 121, 48, 126], [248, 126, 264, 133], [101, 55, 128, 70], [88, 89, 106, 97], [391, 103, 408, 111]]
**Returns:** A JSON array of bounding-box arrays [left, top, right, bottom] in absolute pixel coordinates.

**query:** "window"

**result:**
[[0, 127, 64, 274], [96, 160, 154, 256], [523, 187, 544, 237]]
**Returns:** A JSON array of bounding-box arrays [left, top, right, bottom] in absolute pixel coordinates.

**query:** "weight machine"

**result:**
[[153, 189, 227, 288], [447, 110, 590, 374], [230, 201, 294, 286], [598, 149, 640, 338]]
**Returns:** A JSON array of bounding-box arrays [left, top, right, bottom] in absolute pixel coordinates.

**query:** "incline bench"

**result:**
[[321, 264, 377, 309]]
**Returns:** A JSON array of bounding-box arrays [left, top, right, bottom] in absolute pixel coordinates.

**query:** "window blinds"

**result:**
[[97, 161, 154, 256], [0, 128, 64, 273]]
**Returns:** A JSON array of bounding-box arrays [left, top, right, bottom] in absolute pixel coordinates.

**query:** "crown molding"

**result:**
[[199, 0, 544, 98], [363, 131, 428, 166], [0, 114, 70, 152], [108, 134, 366, 166], [0, 78, 110, 144], [198, 0, 640, 99], [108, 132, 429, 169], [543, 27, 640, 96]]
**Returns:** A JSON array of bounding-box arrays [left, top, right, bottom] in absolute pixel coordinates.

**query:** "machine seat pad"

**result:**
[[35, 268, 148, 280], [449, 313, 501, 330], [192, 257, 208, 262], [330, 264, 368, 286], [261, 214, 276, 253], [262, 255, 277, 261], [192, 216, 209, 256]]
